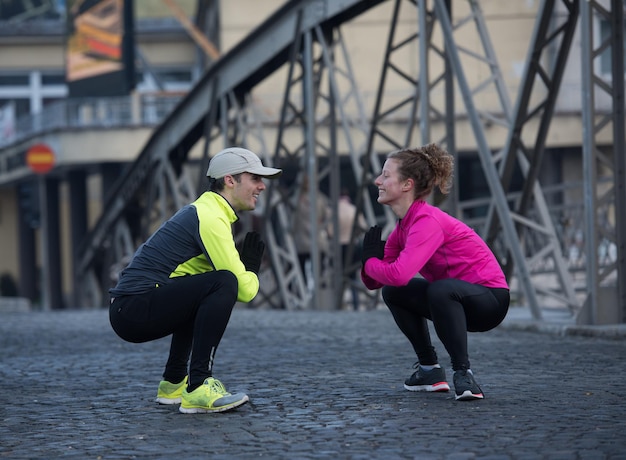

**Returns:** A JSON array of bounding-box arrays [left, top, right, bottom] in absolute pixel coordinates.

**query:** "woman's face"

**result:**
[[374, 159, 406, 206]]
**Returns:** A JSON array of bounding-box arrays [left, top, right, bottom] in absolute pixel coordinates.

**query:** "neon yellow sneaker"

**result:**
[[155, 376, 188, 405], [179, 377, 249, 414]]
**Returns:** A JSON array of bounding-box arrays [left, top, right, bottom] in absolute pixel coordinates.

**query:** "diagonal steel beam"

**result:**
[[480, 0, 581, 314], [433, 0, 542, 317]]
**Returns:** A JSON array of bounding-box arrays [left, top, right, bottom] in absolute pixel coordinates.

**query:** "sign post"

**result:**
[[25, 143, 55, 309]]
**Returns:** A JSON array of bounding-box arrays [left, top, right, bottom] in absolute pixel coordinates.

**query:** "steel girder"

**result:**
[[73, 0, 624, 321], [355, 0, 572, 317], [432, 0, 545, 315], [480, 0, 581, 317], [580, 0, 626, 324], [206, 6, 377, 311], [75, 0, 387, 307]]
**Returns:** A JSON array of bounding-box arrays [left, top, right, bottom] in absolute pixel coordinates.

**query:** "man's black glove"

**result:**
[[362, 225, 385, 264], [240, 231, 265, 274]]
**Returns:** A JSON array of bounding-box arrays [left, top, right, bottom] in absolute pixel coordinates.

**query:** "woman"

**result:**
[[360, 144, 509, 401]]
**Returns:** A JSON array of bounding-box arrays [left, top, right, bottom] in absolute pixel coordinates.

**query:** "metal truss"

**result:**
[[68, 0, 625, 323], [197, 85, 310, 310], [359, 0, 441, 239], [74, 0, 385, 307], [477, 0, 581, 317], [354, 0, 575, 318], [261, 18, 379, 309], [433, 0, 544, 316], [580, 0, 626, 323]]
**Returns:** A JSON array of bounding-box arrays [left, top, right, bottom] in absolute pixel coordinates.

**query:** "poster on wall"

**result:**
[[65, 0, 135, 97]]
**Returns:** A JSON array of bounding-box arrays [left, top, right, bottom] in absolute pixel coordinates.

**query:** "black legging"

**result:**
[[382, 278, 509, 371], [109, 270, 238, 388]]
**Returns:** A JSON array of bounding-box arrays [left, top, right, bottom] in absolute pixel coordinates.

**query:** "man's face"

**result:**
[[229, 172, 267, 211]]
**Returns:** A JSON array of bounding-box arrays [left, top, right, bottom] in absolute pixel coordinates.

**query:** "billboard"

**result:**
[[65, 0, 135, 97]]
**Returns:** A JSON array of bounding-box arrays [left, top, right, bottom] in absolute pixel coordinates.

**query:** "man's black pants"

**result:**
[[110, 270, 238, 388]]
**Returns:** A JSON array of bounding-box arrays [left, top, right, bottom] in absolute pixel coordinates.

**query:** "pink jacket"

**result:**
[[361, 200, 508, 289]]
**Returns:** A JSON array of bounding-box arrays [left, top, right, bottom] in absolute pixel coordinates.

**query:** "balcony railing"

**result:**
[[0, 92, 185, 149]]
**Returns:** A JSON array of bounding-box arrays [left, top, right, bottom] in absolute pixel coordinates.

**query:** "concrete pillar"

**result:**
[[16, 181, 38, 303], [101, 162, 124, 201], [68, 170, 88, 308], [43, 176, 64, 309]]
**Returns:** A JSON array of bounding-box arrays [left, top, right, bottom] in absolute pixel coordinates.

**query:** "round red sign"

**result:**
[[26, 143, 55, 174]]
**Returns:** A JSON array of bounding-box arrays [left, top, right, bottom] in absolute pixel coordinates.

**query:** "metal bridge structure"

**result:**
[[2, 0, 624, 324]]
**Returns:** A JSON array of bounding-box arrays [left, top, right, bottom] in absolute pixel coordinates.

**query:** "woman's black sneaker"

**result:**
[[453, 369, 484, 401], [404, 365, 450, 392]]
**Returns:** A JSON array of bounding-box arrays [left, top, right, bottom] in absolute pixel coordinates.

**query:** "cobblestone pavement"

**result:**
[[1, 306, 625, 459]]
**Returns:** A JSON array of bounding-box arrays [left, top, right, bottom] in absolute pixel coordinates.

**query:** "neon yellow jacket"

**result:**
[[109, 191, 259, 303]]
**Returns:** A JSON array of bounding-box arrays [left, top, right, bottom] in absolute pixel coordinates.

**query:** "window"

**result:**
[[0, 75, 29, 86], [135, 67, 194, 93], [42, 74, 66, 85]]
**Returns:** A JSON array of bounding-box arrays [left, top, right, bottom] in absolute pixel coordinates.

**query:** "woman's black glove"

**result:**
[[240, 231, 265, 274], [361, 225, 385, 264]]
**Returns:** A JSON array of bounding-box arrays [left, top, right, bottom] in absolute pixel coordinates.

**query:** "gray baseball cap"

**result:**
[[206, 147, 282, 179]]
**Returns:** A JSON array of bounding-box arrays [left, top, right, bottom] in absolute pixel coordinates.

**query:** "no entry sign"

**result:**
[[26, 143, 55, 174]]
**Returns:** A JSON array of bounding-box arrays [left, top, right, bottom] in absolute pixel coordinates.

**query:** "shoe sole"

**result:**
[[404, 382, 450, 392], [455, 390, 484, 401], [155, 397, 182, 405], [179, 395, 249, 414]]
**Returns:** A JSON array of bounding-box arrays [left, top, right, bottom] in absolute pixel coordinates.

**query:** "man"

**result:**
[[337, 191, 366, 310], [109, 147, 282, 413], [292, 176, 331, 284]]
